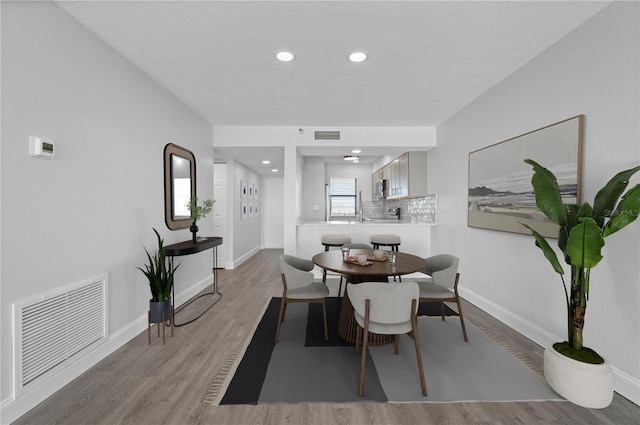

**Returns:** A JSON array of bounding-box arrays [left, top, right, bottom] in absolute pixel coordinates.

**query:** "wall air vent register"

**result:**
[[314, 131, 341, 141]]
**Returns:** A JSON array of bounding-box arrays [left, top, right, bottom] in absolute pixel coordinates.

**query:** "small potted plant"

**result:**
[[186, 197, 214, 243], [137, 228, 180, 328], [522, 159, 640, 408]]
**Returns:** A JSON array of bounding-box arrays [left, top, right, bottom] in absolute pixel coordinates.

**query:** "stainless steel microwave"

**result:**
[[377, 179, 388, 199]]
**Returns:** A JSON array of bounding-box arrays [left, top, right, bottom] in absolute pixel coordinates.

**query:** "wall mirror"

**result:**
[[164, 143, 196, 230]]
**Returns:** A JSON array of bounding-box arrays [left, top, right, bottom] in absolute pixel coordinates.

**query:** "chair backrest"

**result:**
[[280, 255, 314, 290], [422, 254, 459, 289], [347, 281, 419, 327], [343, 243, 372, 250]]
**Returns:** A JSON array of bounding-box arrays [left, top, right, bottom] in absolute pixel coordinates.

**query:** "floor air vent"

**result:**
[[14, 275, 108, 390], [314, 130, 340, 141]]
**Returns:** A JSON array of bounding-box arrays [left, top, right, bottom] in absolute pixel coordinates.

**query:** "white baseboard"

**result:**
[[460, 287, 640, 407], [0, 276, 214, 424], [231, 246, 261, 269]]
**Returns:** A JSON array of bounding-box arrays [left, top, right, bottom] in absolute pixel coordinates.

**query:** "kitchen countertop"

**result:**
[[296, 220, 433, 260]]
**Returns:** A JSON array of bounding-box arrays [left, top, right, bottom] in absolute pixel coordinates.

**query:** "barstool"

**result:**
[[321, 235, 352, 293], [370, 234, 402, 281], [370, 234, 401, 251]]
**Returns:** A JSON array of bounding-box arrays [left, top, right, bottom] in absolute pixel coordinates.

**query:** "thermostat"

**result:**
[[29, 135, 55, 159]]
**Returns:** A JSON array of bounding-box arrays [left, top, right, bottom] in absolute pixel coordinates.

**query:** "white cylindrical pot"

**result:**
[[544, 345, 614, 409]]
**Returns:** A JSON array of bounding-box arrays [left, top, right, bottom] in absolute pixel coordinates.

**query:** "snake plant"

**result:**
[[137, 228, 180, 302], [522, 159, 640, 363]]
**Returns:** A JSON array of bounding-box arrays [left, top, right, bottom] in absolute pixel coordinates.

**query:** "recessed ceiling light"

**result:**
[[348, 52, 367, 63], [344, 155, 359, 161], [351, 149, 362, 154], [262, 160, 271, 164], [276, 51, 295, 62], [271, 168, 279, 172]]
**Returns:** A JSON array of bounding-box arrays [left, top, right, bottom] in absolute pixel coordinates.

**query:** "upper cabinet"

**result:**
[[372, 151, 427, 200]]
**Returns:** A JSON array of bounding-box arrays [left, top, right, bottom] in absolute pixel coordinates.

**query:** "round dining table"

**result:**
[[312, 249, 427, 345]]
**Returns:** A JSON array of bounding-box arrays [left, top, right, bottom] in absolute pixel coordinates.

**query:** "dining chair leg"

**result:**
[[355, 325, 361, 355], [275, 297, 286, 343], [322, 299, 329, 341], [456, 296, 469, 342], [358, 301, 371, 397], [394, 334, 399, 355], [411, 300, 428, 396], [440, 302, 446, 321]]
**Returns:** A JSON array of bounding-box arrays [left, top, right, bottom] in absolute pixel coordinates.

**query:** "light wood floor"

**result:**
[[13, 249, 639, 425]]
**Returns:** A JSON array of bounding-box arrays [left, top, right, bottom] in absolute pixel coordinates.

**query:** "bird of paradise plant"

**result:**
[[522, 159, 640, 363]]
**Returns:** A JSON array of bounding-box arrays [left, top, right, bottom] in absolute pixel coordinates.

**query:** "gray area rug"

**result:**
[[211, 298, 562, 404]]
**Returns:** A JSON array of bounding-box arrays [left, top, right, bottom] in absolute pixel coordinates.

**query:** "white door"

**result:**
[[264, 177, 284, 248], [213, 164, 227, 268]]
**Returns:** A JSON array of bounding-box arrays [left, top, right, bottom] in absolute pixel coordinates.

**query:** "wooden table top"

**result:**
[[312, 249, 427, 278]]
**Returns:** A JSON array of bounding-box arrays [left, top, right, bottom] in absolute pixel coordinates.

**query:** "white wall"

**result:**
[[431, 2, 639, 403], [301, 157, 326, 221], [232, 162, 262, 264], [264, 178, 285, 248], [0, 2, 214, 420]]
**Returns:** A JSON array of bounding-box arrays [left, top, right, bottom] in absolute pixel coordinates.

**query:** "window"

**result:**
[[329, 178, 357, 217]]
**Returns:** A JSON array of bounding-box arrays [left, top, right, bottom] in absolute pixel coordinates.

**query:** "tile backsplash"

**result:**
[[361, 194, 437, 223]]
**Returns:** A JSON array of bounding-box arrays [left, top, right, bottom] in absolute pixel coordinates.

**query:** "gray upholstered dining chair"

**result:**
[[347, 281, 427, 397], [276, 255, 330, 343], [415, 254, 468, 342]]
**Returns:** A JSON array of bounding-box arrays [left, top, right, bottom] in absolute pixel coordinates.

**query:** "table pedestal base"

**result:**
[[337, 274, 394, 346]]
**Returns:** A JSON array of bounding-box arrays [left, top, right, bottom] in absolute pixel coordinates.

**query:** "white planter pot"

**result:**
[[544, 345, 614, 408]]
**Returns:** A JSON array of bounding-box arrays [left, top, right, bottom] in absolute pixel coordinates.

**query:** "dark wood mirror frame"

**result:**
[[164, 143, 196, 230]]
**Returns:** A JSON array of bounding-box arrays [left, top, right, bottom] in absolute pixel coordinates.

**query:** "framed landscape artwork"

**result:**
[[468, 115, 583, 238]]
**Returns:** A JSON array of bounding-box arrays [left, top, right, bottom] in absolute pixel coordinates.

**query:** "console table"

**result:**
[[164, 236, 223, 326]]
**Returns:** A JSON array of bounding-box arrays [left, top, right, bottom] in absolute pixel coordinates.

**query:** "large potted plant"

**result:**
[[137, 228, 180, 326], [186, 197, 214, 243], [522, 159, 640, 408]]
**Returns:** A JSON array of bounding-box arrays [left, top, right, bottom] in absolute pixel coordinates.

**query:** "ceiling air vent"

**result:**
[[314, 131, 340, 141]]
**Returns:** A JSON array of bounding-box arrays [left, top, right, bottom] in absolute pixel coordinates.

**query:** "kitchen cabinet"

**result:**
[[373, 151, 427, 200]]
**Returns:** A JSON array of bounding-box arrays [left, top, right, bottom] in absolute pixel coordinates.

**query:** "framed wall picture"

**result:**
[[468, 115, 583, 238], [254, 201, 259, 217], [248, 201, 254, 219], [241, 180, 248, 199], [254, 184, 259, 200], [241, 200, 248, 219], [248, 183, 254, 199]]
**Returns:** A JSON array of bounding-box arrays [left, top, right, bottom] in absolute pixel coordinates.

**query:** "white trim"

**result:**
[[460, 287, 640, 406], [1, 314, 146, 424], [0, 276, 217, 424], [230, 246, 261, 270]]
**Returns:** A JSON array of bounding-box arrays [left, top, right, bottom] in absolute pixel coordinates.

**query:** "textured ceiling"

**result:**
[[57, 1, 609, 127], [55, 1, 610, 175]]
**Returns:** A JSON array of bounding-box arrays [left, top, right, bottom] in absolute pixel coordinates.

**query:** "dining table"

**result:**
[[312, 249, 427, 345]]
